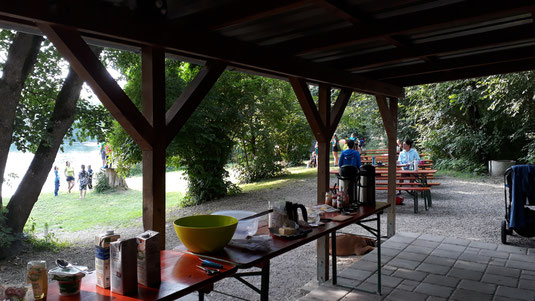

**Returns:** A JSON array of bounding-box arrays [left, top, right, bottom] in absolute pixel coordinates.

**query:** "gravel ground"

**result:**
[[2, 173, 534, 300]]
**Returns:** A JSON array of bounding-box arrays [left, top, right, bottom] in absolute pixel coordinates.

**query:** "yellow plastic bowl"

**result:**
[[173, 215, 238, 254]]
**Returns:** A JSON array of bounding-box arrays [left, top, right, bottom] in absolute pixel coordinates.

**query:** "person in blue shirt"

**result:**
[[339, 139, 361, 168], [54, 166, 60, 196], [398, 139, 421, 170]]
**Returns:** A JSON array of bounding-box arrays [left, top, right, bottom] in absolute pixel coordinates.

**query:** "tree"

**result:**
[[107, 50, 314, 204], [0, 32, 43, 209], [0, 30, 109, 240]]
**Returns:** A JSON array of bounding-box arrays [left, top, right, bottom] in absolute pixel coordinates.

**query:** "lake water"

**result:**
[[3, 142, 103, 197]]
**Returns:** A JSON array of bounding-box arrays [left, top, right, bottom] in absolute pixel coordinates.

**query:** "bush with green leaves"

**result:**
[[0, 207, 15, 250], [94, 171, 112, 193], [106, 49, 313, 204]]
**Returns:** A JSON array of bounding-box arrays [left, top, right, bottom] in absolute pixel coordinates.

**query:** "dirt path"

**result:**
[[1, 173, 533, 300]]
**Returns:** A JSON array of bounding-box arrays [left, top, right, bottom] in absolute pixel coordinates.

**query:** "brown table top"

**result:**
[[174, 202, 390, 269], [46, 250, 238, 301]]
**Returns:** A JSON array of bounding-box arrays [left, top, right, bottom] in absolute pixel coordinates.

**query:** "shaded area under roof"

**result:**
[[1, 0, 535, 96]]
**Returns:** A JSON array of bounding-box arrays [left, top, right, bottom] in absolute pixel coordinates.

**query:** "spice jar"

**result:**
[[325, 192, 332, 206]]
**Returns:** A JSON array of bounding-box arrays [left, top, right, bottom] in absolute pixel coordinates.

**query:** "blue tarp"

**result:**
[[509, 165, 535, 229]]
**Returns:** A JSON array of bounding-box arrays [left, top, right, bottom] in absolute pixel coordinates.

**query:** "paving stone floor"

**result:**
[[299, 232, 535, 301]]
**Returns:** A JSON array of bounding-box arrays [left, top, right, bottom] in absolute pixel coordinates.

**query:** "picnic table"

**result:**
[[46, 203, 390, 300], [330, 168, 437, 213]]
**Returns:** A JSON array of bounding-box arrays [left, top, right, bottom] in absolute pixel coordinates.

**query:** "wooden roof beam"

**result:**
[[335, 23, 535, 71], [165, 0, 313, 31], [38, 23, 154, 150], [312, 0, 432, 62], [290, 77, 328, 142], [0, 1, 404, 98], [389, 57, 535, 87], [165, 61, 226, 146], [366, 44, 535, 80], [281, 1, 535, 55]]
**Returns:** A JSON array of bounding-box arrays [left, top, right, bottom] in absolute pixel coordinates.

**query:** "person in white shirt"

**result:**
[[398, 139, 421, 170]]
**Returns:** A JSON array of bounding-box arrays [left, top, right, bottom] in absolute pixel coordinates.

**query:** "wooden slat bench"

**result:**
[[376, 186, 430, 213]]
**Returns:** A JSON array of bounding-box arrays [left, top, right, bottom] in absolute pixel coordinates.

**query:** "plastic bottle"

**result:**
[[372, 156, 376, 166]]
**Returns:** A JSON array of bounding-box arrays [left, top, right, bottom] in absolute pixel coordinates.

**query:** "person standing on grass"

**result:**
[[332, 134, 341, 166], [64, 161, 75, 193], [87, 165, 93, 189], [54, 166, 60, 196], [78, 164, 89, 199]]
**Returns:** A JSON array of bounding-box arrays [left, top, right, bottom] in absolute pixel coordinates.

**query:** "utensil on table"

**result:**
[[238, 209, 273, 221], [56, 259, 88, 273], [196, 265, 219, 275], [200, 259, 223, 269]]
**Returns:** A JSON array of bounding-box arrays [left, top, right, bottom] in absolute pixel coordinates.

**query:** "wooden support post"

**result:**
[[142, 46, 167, 249], [376, 95, 398, 237], [317, 84, 331, 204]]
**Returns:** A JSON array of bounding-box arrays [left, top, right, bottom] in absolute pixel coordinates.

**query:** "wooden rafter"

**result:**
[[289, 77, 328, 142], [389, 57, 535, 87], [329, 88, 352, 138], [0, 1, 404, 98], [283, 1, 535, 56], [368, 44, 535, 81], [165, 0, 313, 31], [38, 23, 154, 150], [336, 23, 535, 71], [165, 61, 227, 146]]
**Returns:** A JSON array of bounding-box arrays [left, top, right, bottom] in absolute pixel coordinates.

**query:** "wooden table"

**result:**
[[174, 202, 390, 300], [46, 203, 390, 301], [46, 250, 237, 301]]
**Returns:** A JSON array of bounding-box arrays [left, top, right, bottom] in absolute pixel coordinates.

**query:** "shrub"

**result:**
[[0, 207, 16, 250], [94, 171, 112, 193]]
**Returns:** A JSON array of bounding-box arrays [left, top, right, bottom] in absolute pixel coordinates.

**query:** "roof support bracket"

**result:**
[[37, 23, 154, 150], [165, 61, 227, 146]]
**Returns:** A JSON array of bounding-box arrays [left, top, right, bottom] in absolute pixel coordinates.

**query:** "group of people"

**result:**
[[54, 161, 93, 199], [309, 133, 420, 171], [331, 133, 365, 167]]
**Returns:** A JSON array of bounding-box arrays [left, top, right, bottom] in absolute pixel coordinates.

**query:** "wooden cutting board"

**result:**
[[331, 214, 353, 222]]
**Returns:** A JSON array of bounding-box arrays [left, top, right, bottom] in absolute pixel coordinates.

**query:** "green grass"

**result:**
[[28, 189, 184, 233], [240, 165, 316, 193], [27, 165, 317, 234]]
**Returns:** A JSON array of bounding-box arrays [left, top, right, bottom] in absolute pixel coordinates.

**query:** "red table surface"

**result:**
[[46, 250, 237, 301]]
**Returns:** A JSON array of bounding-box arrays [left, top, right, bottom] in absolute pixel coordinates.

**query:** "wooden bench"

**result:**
[[376, 186, 430, 213], [376, 182, 440, 186]]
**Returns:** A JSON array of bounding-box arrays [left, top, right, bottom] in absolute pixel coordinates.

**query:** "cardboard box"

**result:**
[[136, 230, 161, 287], [95, 230, 120, 288], [110, 238, 138, 295]]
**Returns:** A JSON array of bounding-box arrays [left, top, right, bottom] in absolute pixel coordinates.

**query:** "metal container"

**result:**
[[359, 165, 376, 206]]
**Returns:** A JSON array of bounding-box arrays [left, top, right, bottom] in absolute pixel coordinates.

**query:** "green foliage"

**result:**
[[0, 207, 15, 250], [94, 171, 111, 193], [0, 30, 113, 154], [106, 49, 313, 204], [24, 218, 67, 252], [400, 73, 535, 171], [337, 93, 383, 145]]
